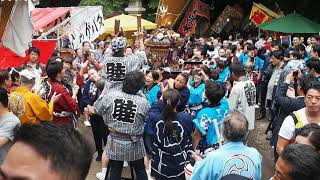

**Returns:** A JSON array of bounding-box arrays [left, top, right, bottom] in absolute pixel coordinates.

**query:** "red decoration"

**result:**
[[251, 10, 266, 25], [178, 0, 210, 36], [0, 40, 57, 69]]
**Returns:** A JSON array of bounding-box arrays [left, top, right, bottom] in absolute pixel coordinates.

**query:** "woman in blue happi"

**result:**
[[150, 89, 193, 179], [139, 71, 160, 105], [193, 81, 230, 154], [187, 66, 210, 116], [216, 61, 230, 83]]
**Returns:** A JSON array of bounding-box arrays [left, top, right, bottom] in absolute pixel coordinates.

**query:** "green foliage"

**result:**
[[79, 0, 159, 21], [79, 0, 128, 17], [143, 0, 159, 22]]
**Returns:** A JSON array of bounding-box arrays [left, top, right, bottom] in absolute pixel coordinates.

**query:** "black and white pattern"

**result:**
[[244, 82, 256, 107], [106, 62, 126, 81], [94, 91, 150, 161], [102, 51, 147, 91], [112, 98, 137, 124]]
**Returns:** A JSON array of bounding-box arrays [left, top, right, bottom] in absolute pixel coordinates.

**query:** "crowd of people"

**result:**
[[0, 31, 320, 180]]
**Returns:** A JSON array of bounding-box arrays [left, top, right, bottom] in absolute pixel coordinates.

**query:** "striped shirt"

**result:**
[[94, 90, 150, 161]]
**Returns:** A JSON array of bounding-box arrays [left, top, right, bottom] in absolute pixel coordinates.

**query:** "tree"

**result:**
[[142, 0, 159, 22]]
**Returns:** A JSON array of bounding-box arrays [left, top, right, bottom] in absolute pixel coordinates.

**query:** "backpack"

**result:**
[[290, 111, 304, 136]]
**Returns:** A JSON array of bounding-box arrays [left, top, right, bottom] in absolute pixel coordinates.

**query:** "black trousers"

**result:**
[[109, 158, 147, 180], [90, 114, 108, 154], [259, 81, 268, 114]]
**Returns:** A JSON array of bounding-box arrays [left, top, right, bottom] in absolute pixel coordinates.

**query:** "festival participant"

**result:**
[[82, 69, 107, 161], [82, 41, 92, 51], [257, 42, 283, 120], [80, 50, 101, 80], [74, 48, 85, 70], [311, 44, 320, 60], [125, 46, 133, 56], [158, 72, 190, 112], [277, 81, 320, 155], [284, 36, 300, 60], [245, 62, 259, 86], [101, 32, 147, 91], [216, 61, 230, 83], [0, 122, 92, 180], [139, 71, 161, 105], [226, 44, 239, 63], [272, 144, 320, 180], [145, 73, 190, 161], [240, 43, 264, 72], [21, 47, 45, 90], [271, 73, 317, 160], [222, 40, 229, 50], [8, 68, 20, 93], [94, 70, 150, 180], [191, 111, 262, 180], [187, 68, 208, 116], [150, 89, 193, 180], [0, 88, 20, 164], [153, 62, 170, 86], [264, 36, 273, 52], [266, 50, 285, 110], [9, 69, 60, 125], [94, 40, 106, 63], [193, 81, 230, 154], [306, 37, 313, 53], [306, 58, 320, 81], [214, 48, 227, 62], [294, 123, 320, 151], [228, 62, 256, 130], [46, 60, 79, 127], [79, 51, 101, 127], [235, 42, 243, 58], [0, 70, 11, 92]]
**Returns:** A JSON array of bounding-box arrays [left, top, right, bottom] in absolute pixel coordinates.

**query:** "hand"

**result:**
[[191, 150, 203, 161], [138, 31, 144, 40], [87, 105, 95, 115], [225, 81, 232, 92], [50, 92, 62, 103], [285, 72, 294, 84], [158, 82, 164, 91], [168, 78, 175, 89], [287, 87, 295, 98], [72, 85, 79, 95]]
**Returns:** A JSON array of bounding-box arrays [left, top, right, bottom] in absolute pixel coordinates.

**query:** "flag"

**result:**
[[249, 3, 280, 25], [2, 0, 34, 57]]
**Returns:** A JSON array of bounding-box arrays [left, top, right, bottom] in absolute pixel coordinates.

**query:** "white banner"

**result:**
[[68, 6, 104, 49], [2, 0, 35, 57]]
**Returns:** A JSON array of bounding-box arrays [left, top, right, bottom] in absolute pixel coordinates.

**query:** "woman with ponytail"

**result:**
[[150, 89, 193, 180]]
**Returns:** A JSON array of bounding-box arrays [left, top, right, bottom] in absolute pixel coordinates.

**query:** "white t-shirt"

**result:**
[[228, 79, 256, 130], [278, 108, 309, 140]]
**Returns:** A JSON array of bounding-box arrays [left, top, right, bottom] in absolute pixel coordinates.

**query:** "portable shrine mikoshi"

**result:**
[[144, 27, 184, 69]]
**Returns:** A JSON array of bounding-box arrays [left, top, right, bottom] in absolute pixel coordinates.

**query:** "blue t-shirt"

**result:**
[[191, 142, 262, 180], [239, 53, 264, 71], [193, 99, 230, 145], [141, 85, 160, 105], [188, 81, 205, 106], [216, 68, 230, 83]]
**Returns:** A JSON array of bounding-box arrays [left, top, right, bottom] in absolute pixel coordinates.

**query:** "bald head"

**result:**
[[222, 111, 249, 142]]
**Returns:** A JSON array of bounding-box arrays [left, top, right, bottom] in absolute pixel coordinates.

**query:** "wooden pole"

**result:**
[[137, 15, 142, 33], [0, 0, 15, 41], [114, 19, 120, 35]]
